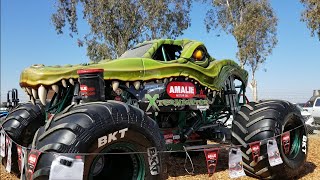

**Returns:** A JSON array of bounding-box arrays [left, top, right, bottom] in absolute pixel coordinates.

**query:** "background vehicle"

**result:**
[[303, 90, 320, 125], [0, 89, 20, 119], [1, 39, 307, 179], [0, 109, 8, 119], [296, 104, 315, 133]]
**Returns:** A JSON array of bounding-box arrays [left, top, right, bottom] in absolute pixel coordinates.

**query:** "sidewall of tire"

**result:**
[[273, 113, 307, 174], [84, 123, 164, 179]]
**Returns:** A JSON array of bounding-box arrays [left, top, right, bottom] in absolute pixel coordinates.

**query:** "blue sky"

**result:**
[[1, 0, 319, 103]]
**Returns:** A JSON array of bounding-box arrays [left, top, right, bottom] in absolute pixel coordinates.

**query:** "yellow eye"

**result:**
[[193, 50, 204, 61]]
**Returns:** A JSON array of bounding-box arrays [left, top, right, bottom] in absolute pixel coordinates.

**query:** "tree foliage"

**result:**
[[204, 0, 277, 101], [52, 0, 191, 62], [301, 0, 320, 40]]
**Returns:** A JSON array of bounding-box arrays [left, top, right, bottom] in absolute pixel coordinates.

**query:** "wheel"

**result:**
[[31, 101, 166, 180], [1, 102, 45, 175], [231, 100, 307, 179]]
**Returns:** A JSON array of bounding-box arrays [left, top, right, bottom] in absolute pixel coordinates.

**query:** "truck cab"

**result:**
[[304, 97, 320, 124]]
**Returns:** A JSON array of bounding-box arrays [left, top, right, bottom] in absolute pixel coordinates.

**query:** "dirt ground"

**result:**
[[1, 135, 319, 180]]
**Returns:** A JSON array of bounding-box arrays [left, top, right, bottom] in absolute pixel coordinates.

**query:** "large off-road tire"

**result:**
[[1, 102, 45, 174], [231, 100, 307, 179], [31, 101, 166, 180]]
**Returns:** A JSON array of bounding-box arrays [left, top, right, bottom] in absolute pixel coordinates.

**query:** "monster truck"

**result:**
[[1, 39, 307, 179]]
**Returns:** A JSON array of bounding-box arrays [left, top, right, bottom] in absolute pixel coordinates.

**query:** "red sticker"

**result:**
[[282, 132, 290, 155], [17, 146, 22, 172], [164, 133, 173, 144], [80, 85, 88, 92], [80, 85, 96, 96], [26, 149, 41, 180], [166, 82, 196, 98], [250, 142, 261, 163], [204, 148, 219, 175]]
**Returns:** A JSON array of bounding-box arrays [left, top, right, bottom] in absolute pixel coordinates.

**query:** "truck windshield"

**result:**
[[119, 43, 153, 59], [315, 99, 320, 107]]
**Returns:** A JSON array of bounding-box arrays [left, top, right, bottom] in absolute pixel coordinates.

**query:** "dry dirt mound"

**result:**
[[1, 135, 319, 179]]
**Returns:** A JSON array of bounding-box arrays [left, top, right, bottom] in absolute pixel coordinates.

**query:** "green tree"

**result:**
[[301, 0, 320, 40], [204, 0, 277, 101], [52, 0, 191, 62]]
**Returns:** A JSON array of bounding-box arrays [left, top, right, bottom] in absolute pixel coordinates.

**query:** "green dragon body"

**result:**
[[20, 39, 248, 93]]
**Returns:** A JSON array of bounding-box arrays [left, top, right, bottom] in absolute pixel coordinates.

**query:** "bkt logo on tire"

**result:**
[[148, 147, 160, 175], [97, 128, 128, 148], [302, 135, 307, 154]]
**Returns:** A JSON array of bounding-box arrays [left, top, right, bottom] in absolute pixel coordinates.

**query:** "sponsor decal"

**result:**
[[166, 82, 196, 98], [80, 85, 88, 92], [147, 147, 160, 175], [5, 137, 12, 173], [302, 135, 307, 154], [164, 133, 173, 144], [97, 128, 128, 148], [0, 130, 5, 157], [204, 149, 219, 175], [19, 147, 27, 180], [163, 133, 180, 144], [26, 149, 41, 180], [145, 94, 160, 111], [281, 132, 290, 155], [267, 139, 283, 167], [17, 146, 22, 172], [228, 148, 245, 178], [80, 85, 96, 96], [250, 141, 261, 163], [145, 94, 209, 111]]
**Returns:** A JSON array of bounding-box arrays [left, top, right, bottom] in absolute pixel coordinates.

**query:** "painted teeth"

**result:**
[[32, 89, 38, 99], [26, 88, 32, 95], [195, 81, 198, 84], [212, 91, 217, 96], [125, 82, 130, 88], [52, 85, 59, 93], [164, 78, 168, 83], [62, 79, 67, 87], [185, 77, 188, 81], [38, 85, 47, 105], [30, 95, 35, 105], [170, 78, 173, 81], [133, 81, 140, 90], [23, 88, 28, 96], [69, 79, 74, 85], [112, 81, 119, 91]]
